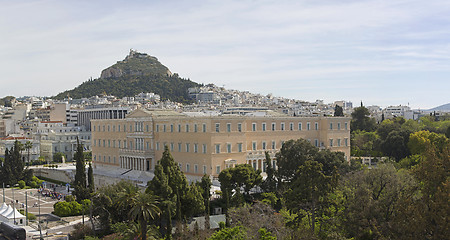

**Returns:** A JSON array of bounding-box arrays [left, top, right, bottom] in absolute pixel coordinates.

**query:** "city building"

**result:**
[[91, 109, 350, 185], [77, 107, 129, 131]]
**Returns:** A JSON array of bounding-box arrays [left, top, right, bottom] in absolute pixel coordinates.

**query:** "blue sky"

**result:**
[[1, 0, 449, 109]]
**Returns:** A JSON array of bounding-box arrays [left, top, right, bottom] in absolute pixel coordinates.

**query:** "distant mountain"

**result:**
[[54, 50, 201, 103], [428, 103, 450, 112]]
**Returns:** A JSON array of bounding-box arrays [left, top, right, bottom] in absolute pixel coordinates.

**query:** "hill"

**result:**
[[54, 50, 201, 103], [428, 103, 450, 112]]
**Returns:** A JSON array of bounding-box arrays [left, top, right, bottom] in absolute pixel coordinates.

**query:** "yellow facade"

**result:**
[[92, 109, 351, 178]]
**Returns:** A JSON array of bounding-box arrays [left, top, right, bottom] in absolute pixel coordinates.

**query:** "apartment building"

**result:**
[[91, 109, 350, 179]]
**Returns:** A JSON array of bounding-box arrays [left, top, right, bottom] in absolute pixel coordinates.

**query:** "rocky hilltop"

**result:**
[[54, 50, 200, 103], [100, 50, 172, 79]]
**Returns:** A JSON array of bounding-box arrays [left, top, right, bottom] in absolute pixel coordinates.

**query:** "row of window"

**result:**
[[93, 121, 349, 133], [93, 122, 148, 133]]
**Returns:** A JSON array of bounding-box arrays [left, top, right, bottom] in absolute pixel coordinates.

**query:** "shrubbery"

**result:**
[[53, 199, 90, 217]]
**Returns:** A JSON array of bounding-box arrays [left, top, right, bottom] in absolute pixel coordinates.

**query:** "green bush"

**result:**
[[18, 180, 25, 189], [53, 199, 91, 217], [29, 181, 38, 188]]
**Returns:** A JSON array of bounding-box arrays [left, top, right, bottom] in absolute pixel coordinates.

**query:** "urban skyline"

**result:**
[[1, 0, 450, 109]]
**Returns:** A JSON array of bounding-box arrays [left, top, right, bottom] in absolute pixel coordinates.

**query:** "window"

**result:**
[[280, 123, 284, 130], [262, 141, 266, 150], [156, 142, 160, 150], [194, 164, 198, 173], [290, 123, 293, 131], [194, 124, 198, 132], [215, 144, 220, 153], [330, 123, 333, 130], [178, 163, 182, 169], [315, 139, 319, 147], [178, 143, 182, 152], [113, 140, 116, 148], [156, 125, 160, 132], [186, 143, 190, 152], [170, 124, 174, 132], [186, 124, 189, 132], [108, 140, 111, 147], [194, 143, 198, 153], [329, 139, 333, 147], [215, 123, 220, 132], [315, 122, 318, 130], [203, 123, 206, 132], [203, 165, 207, 174], [307, 122, 311, 130], [129, 125, 132, 132], [237, 143, 243, 152], [170, 143, 174, 151], [113, 125, 116, 132], [338, 139, 341, 146], [186, 164, 190, 173], [337, 122, 341, 130], [272, 141, 276, 149], [103, 125, 105, 132], [178, 124, 181, 132], [262, 123, 266, 131], [118, 140, 121, 148], [345, 138, 348, 146], [103, 140, 105, 147], [227, 143, 232, 153], [298, 122, 302, 130], [227, 123, 231, 132], [118, 125, 121, 132], [345, 122, 348, 130], [124, 140, 127, 149], [237, 123, 242, 132], [124, 124, 126, 132], [163, 125, 166, 132], [216, 165, 221, 174], [202, 144, 207, 154], [145, 125, 148, 132], [252, 123, 256, 131], [93, 125, 96, 131], [252, 142, 257, 150], [272, 123, 276, 131]]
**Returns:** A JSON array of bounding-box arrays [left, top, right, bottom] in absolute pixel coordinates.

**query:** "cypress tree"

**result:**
[[73, 138, 88, 201], [87, 162, 94, 193]]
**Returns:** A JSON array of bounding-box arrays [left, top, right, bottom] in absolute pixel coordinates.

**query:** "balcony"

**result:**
[[246, 149, 277, 160], [119, 148, 155, 158]]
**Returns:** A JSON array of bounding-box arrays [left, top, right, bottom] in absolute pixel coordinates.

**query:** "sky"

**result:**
[[1, 0, 449, 109]]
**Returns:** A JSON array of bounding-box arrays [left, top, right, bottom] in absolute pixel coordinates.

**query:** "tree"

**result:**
[[87, 163, 94, 193], [261, 152, 277, 193], [128, 191, 161, 240], [338, 164, 418, 239], [0, 141, 25, 185], [284, 160, 335, 233], [199, 175, 212, 229], [351, 106, 377, 132], [334, 105, 344, 117], [24, 141, 33, 164], [408, 130, 449, 155], [73, 138, 89, 202], [53, 152, 66, 163], [380, 129, 411, 161], [146, 146, 204, 234], [275, 139, 318, 183]]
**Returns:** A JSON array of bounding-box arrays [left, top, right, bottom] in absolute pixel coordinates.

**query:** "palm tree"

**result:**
[[129, 191, 161, 240], [24, 141, 33, 164]]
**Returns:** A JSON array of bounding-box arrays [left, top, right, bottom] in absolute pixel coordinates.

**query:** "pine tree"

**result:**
[[73, 138, 88, 201]]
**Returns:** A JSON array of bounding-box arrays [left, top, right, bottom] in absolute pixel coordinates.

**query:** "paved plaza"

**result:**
[[1, 187, 65, 217]]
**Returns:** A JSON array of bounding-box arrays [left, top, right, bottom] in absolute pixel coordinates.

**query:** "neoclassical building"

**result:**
[[91, 109, 350, 181]]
